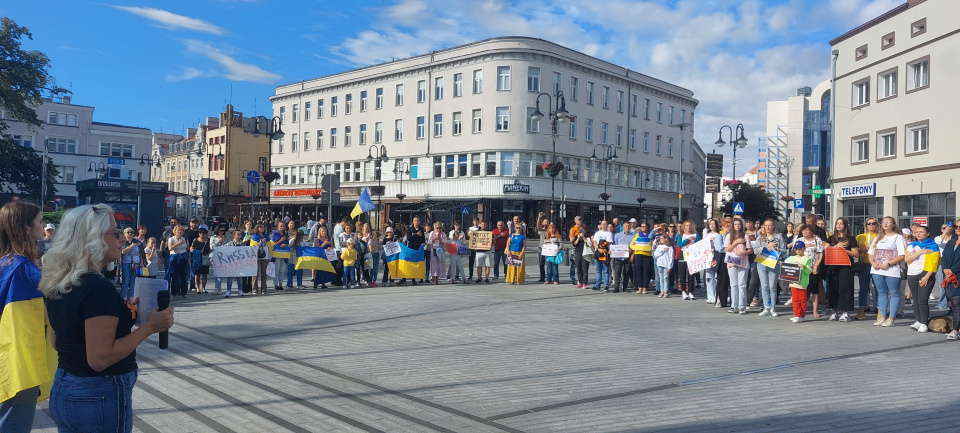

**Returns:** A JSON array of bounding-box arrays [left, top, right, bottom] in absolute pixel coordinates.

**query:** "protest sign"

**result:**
[[211, 246, 259, 278], [383, 241, 401, 256], [779, 262, 801, 282], [445, 243, 459, 254], [683, 239, 714, 274], [325, 249, 338, 262], [609, 244, 630, 259], [541, 244, 559, 257], [469, 231, 493, 250], [824, 246, 852, 266]]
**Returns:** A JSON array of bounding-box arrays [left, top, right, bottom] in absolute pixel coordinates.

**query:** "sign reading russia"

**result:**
[[839, 183, 876, 199]]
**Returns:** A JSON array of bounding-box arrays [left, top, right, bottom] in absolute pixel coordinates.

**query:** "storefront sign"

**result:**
[[273, 188, 324, 197], [838, 183, 876, 199], [78, 179, 167, 192], [913, 216, 928, 226], [503, 180, 530, 194]]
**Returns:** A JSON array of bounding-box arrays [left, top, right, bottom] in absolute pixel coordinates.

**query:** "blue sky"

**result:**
[[3, 0, 901, 174]]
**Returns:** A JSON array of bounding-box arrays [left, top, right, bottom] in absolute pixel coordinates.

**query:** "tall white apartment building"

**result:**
[[830, 0, 957, 232], [270, 37, 703, 228]]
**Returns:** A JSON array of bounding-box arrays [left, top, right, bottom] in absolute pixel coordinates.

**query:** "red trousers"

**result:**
[[792, 286, 807, 318]]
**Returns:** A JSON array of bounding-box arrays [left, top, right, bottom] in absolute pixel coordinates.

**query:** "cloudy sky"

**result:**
[[4, 0, 902, 175]]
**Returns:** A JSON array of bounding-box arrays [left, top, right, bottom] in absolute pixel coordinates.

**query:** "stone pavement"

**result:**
[[32, 263, 960, 432]]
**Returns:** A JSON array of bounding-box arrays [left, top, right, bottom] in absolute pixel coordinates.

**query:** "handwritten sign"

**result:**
[[211, 246, 259, 277], [541, 244, 559, 257], [824, 246, 851, 266], [779, 262, 801, 282], [383, 241, 401, 256], [325, 249, 338, 262], [469, 231, 493, 250], [683, 239, 714, 274], [609, 244, 630, 259]]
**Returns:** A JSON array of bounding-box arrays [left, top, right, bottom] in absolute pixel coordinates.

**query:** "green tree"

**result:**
[[0, 17, 66, 203], [720, 181, 782, 221]]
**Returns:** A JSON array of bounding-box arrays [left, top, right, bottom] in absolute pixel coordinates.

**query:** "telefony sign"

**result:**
[[838, 183, 876, 199]]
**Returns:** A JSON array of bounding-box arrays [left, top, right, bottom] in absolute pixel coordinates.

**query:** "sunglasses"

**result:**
[[866, 222, 877, 226]]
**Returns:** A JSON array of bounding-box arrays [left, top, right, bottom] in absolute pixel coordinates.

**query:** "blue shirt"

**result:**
[[509, 234, 526, 252]]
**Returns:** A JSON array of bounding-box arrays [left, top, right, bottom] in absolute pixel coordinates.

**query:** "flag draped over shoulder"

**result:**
[[295, 247, 337, 284], [755, 247, 781, 269], [1, 256, 57, 403], [350, 187, 376, 219], [385, 242, 425, 280]]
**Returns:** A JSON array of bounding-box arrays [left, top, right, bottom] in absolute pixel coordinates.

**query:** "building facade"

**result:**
[[830, 0, 957, 233], [269, 37, 704, 229], [1, 95, 153, 207], [201, 105, 271, 223]]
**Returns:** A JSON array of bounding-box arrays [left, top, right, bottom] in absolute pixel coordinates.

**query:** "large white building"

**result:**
[[830, 0, 957, 233], [269, 37, 705, 228]]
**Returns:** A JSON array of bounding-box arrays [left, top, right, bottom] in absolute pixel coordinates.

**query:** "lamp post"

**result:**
[[393, 161, 410, 225], [634, 169, 651, 222], [529, 90, 570, 223], [190, 173, 205, 221], [247, 116, 284, 218], [589, 143, 618, 221], [309, 165, 326, 222], [715, 124, 749, 180], [366, 145, 389, 230], [777, 156, 795, 222], [88, 162, 107, 179], [671, 122, 692, 222]]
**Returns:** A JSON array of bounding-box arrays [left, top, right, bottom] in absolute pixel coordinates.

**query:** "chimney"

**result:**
[[908, 0, 927, 7], [62, 95, 72, 105]]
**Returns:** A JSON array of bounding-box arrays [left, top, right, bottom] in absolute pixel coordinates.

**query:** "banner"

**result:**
[[210, 246, 259, 278], [779, 262, 801, 282], [541, 244, 559, 257], [824, 246, 852, 266], [383, 241, 401, 256], [469, 231, 493, 250], [683, 239, 714, 274], [609, 244, 630, 259], [755, 247, 781, 269]]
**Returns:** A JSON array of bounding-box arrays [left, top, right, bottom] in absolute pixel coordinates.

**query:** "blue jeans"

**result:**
[[705, 268, 718, 301], [873, 274, 902, 318], [287, 261, 297, 286], [120, 262, 137, 299], [545, 261, 559, 283], [0, 386, 38, 433], [569, 254, 577, 282], [225, 277, 243, 296], [937, 271, 949, 309], [656, 266, 671, 294], [344, 265, 356, 286], [50, 369, 137, 433], [757, 264, 779, 309], [594, 259, 609, 288], [857, 265, 875, 308], [370, 252, 380, 282], [493, 250, 507, 278], [273, 258, 288, 287]]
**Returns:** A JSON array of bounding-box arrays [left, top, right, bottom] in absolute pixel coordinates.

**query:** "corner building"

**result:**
[[830, 0, 958, 232], [270, 37, 704, 228]]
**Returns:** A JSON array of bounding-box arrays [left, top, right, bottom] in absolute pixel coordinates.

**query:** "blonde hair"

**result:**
[[39, 204, 114, 299]]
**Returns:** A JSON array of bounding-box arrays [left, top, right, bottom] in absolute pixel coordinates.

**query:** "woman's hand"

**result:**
[[145, 307, 174, 334], [880, 262, 889, 270], [766, 242, 776, 250]]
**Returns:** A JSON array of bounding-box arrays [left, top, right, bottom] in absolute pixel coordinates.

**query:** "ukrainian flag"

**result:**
[[1, 256, 57, 403], [269, 240, 291, 259], [350, 187, 377, 219], [385, 242, 425, 280], [295, 247, 337, 284], [755, 247, 781, 269]]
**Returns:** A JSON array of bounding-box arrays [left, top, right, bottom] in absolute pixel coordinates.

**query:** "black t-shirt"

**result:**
[[47, 272, 138, 376], [183, 228, 199, 245], [406, 228, 425, 250]]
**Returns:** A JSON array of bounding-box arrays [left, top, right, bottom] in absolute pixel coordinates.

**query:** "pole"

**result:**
[[550, 119, 557, 224], [136, 171, 143, 228], [40, 141, 48, 205], [678, 135, 683, 222]]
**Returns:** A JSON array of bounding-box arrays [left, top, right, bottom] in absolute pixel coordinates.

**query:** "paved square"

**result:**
[[33, 270, 960, 432]]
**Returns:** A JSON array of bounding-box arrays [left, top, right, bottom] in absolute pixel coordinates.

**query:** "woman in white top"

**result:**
[[867, 216, 908, 327], [448, 221, 467, 283], [143, 237, 160, 279], [427, 222, 448, 283], [724, 218, 752, 314], [167, 225, 189, 298], [798, 223, 825, 317], [704, 218, 724, 306]]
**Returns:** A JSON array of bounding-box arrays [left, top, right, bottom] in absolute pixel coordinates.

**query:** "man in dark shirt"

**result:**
[[492, 221, 510, 279], [183, 218, 201, 290], [160, 217, 178, 266]]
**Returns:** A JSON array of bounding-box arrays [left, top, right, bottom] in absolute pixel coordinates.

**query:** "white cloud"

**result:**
[[110, 5, 226, 35], [166, 66, 209, 82], [183, 40, 281, 84]]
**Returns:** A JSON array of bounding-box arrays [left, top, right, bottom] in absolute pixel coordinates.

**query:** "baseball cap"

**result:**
[[628, 218, 638, 223], [190, 218, 199, 223], [902, 228, 912, 236], [793, 240, 806, 249], [385, 227, 394, 233], [45, 223, 56, 230]]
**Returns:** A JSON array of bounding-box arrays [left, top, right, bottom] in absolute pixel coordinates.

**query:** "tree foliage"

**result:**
[[720, 181, 782, 221]]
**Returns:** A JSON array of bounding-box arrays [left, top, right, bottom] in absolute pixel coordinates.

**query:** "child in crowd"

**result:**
[[785, 240, 813, 323], [654, 234, 674, 298], [342, 239, 358, 289]]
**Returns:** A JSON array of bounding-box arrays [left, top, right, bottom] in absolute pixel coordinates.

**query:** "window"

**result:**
[[553, 72, 561, 95], [453, 73, 462, 97], [291, 133, 298, 152], [345, 94, 352, 114], [316, 130, 323, 150], [668, 106, 675, 124], [570, 77, 578, 101], [375, 88, 383, 109], [855, 44, 868, 61], [445, 155, 455, 178], [877, 129, 896, 159], [292, 104, 299, 123], [496, 107, 510, 131], [374, 122, 383, 143], [452, 112, 462, 135], [601, 122, 608, 144], [497, 66, 511, 91], [630, 128, 636, 150], [526, 107, 540, 133], [471, 153, 481, 176], [4, 134, 32, 148], [656, 102, 663, 122], [907, 122, 928, 154], [519, 153, 533, 177], [279, 106, 285, 124], [486, 153, 496, 175], [396, 84, 404, 106], [601, 86, 609, 109], [630, 94, 638, 117], [681, 109, 686, 124], [878, 69, 897, 100], [527, 67, 540, 92], [97, 141, 129, 157], [360, 91, 368, 112], [568, 117, 576, 139], [473, 69, 483, 94], [852, 136, 868, 163], [434, 114, 443, 137], [416, 116, 426, 139], [500, 152, 514, 176], [587, 81, 595, 105], [617, 90, 624, 112], [56, 166, 75, 183], [47, 112, 78, 126], [49, 137, 78, 153], [359, 124, 367, 145], [344, 126, 352, 146], [417, 80, 427, 103], [395, 119, 403, 141], [304, 102, 311, 121], [882, 32, 896, 50], [907, 57, 929, 92], [330, 128, 337, 148], [656, 134, 662, 154], [435, 77, 444, 100], [458, 154, 467, 177], [668, 138, 673, 156], [331, 96, 338, 116], [318, 99, 324, 118], [644, 98, 651, 119], [472, 109, 482, 133], [617, 126, 624, 147], [585, 119, 593, 142], [852, 78, 870, 107], [911, 18, 926, 37]]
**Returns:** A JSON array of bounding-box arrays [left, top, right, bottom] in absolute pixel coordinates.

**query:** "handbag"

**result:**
[[201, 255, 211, 267], [582, 241, 595, 259], [552, 249, 565, 265]]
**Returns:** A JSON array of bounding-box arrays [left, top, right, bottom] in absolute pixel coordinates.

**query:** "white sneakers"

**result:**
[[910, 321, 922, 330], [758, 309, 771, 317], [917, 324, 929, 333], [770, 310, 779, 317], [838, 313, 850, 322], [688, 293, 696, 300], [790, 316, 805, 323], [828, 313, 838, 321], [880, 318, 895, 327]]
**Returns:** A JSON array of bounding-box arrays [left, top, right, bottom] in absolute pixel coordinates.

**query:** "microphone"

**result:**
[[157, 290, 170, 349]]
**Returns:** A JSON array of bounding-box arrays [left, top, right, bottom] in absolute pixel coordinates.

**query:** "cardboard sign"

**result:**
[[824, 246, 852, 266], [541, 243, 559, 257], [683, 239, 714, 274], [779, 262, 801, 282], [383, 241, 401, 256], [469, 231, 493, 250], [210, 246, 259, 278], [609, 244, 630, 259]]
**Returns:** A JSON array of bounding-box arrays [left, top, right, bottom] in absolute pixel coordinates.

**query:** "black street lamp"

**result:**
[[88, 162, 107, 179], [309, 165, 326, 222], [249, 116, 285, 141], [716, 124, 748, 179], [634, 169, 651, 222], [366, 145, 389, 229], [529, 90, 570, 224], [393, 161, 410, 225], [590, 143, 618, 221]]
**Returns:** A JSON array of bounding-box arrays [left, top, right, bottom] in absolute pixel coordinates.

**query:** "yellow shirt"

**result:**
[[856, 233, 876, 263], [341, 248, 358, 267]]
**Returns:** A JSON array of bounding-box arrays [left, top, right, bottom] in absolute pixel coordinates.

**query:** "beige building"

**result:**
[[830, 0, 957, 232], [269, 36, 704, 228]]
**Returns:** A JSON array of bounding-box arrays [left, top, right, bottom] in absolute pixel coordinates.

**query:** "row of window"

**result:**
[[851, 121, 928, 163], [852, 56, 929, 107], [854, 17, 927, 61], [277, 66, 691, 126], [48, 111, 78, 127]]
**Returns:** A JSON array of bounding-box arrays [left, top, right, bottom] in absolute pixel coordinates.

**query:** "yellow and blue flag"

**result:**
[[295, 247, 337, 284], [755, 247, 781, 269], [268, 241, 291, 259], [350, 187, 376, 219], [385, 242, 425, 280], [1, 256, 57, 403]]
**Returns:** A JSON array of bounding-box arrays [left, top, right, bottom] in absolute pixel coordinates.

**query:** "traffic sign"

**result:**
[[705, 177, 721, 194], [733, 202, 744, 215], [461, 206, 470, 215], [246, 170, 261, 184], [706, 153, 724, 177], [793, 198, 804, 209], [321, 174, 340, 192], [191, 202, 197, 208]]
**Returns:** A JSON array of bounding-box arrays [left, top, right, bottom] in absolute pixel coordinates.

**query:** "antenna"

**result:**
[[230, 83, 233, 105]]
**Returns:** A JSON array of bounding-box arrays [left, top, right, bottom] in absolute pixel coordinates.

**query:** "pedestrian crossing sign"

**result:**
[[733, 202, 744, 215]]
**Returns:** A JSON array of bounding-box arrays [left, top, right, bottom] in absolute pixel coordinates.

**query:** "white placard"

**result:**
[[383, 241, 401, 256], [211, 246, 259, 278], [325, 249, 338, 262], [683, 239, 715, 274], [610, 245, 630, 258], [541, 244, 559, 257], [133, 278, 168, 327]]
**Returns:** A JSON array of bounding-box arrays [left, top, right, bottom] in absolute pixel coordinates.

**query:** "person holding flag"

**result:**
[[752, 218, 785, 317], [630, 222, 655, 294]]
